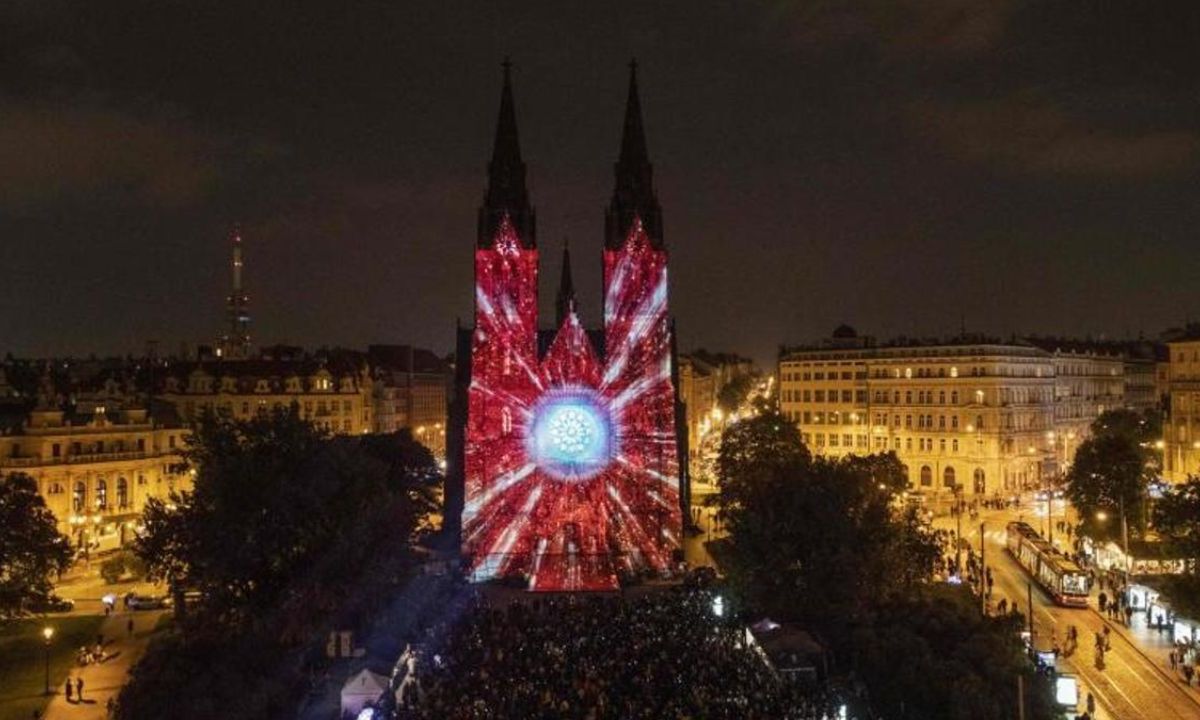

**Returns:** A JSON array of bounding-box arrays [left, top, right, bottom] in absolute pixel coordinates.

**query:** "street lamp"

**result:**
[[42, 625, 54, 695]]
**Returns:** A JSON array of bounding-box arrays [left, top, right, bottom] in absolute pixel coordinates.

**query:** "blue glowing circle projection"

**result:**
[[527, 388, 615, 481]]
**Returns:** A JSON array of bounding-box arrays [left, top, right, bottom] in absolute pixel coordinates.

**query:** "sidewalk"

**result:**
[[40, 610, 164, 720], [1095, 599, 1200, 703]]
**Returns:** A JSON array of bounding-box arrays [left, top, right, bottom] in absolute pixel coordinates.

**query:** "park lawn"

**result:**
[[0, 614, 105, 720]]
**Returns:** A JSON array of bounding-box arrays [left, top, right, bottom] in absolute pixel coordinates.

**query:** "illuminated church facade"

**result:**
[[445, 62, 689, 591]]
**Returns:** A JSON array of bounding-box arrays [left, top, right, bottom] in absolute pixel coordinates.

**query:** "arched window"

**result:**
[[96, 479, 108, 511], [73, 481, 86, 513], [117, 477, 129, 509], [920, 466, 932, 486], [974, 468, 986, 494], [943, 466, 956, 488]]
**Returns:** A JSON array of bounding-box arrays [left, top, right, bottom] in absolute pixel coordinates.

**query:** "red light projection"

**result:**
[[463, 215, 680, 591]]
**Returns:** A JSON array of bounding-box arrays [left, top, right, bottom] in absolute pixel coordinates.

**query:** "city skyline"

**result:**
[[3, 2, 1198, 367]]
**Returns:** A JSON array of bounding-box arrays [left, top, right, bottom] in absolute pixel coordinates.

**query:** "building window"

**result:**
[[829, 434, 839, 447], [951, 416, 959, 429], [920, 466, 932, 486], [73, 482, 86, 513], [117, 478, 129, 509], [938, 416, 946, 429], [952, 439, 959, 453], [943, 466, 956, 488], [974, 468, 986, 494], [906, 437, 913, 451], [905, 391, 913, 404], [950, 366, 959, 378], [951, 391, 959, 404], [843, 434, 853, 446], [96, 479, 108, 511], [939, 391, 946, 404]]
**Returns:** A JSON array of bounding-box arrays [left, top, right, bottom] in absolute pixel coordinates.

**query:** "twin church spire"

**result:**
[[478, 59, 662, 255]]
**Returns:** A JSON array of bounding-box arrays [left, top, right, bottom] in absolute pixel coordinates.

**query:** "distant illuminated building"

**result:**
[[1164, 330, 1200, 482], [779, 327, 1129, 497]]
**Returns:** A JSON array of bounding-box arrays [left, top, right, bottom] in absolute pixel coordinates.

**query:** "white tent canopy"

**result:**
[[340, 668, 389, 717]]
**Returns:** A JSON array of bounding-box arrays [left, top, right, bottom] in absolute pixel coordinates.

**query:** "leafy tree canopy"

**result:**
[[0, 472, 73, 619], [716, 372, 758, 414], [716, 411, 939, 636], [135, 408, 438, 627], [1154, 477, 1200, 568], [1067, 409, 1158, 541]]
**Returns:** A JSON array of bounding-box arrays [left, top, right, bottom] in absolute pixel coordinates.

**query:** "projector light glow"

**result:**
[[528, 389, 614, 480]]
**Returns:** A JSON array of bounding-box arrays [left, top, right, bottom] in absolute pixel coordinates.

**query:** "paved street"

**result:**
[[22, 565, 167, 720], [941, 497, 1200, 720]]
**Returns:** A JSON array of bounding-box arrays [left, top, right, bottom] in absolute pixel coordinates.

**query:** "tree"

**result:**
[[121, 410, 439, 720], [1154, 477, 1200, 568], [0, 473, 73, 619], [1067, 433, 1151, 541], [134, 407, 438, 626], [716, 373, 757, 414], [852, 587, 1060, 720], [716, 411, 939, 637]]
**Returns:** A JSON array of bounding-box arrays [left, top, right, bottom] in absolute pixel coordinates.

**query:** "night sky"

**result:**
[[2, 2, 1198, 366]]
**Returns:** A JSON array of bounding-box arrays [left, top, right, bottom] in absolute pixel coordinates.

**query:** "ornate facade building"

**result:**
[[446, 63, 687, 591], [778, 327, 1139, 499], [0, 366, 188, 552], [158, 357, 375, 434]]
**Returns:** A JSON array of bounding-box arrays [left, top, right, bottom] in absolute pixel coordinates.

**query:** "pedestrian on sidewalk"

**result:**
[[127, 617, 135, 637], [1184, 664, 1195, 686], [76, 676, 85, 701], [1087, 692, 1095, 715], [64, 678, 73, 703], [1125, 605, 1134, 626], [1171, 649, 1178, 671]]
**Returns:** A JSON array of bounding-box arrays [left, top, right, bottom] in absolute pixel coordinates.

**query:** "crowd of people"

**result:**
[[389, 588, 841, 720]]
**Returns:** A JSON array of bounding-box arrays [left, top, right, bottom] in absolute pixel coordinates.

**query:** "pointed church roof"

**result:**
[[618, 60, 649, 171], [479, 58, 536, 248], [606, 60, 663, 250], [491, 58, 522, 177], [555, 240, 575, 328]]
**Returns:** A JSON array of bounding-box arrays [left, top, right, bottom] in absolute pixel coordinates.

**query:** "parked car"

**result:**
[[29, 595, 75, 614], [126, 594, 169, 610]]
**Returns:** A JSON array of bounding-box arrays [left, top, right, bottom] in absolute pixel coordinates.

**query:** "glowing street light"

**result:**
[[42, 626, 54, 695]]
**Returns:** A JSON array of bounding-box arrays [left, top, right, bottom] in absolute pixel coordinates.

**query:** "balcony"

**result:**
[[0, 449, 170, 469]]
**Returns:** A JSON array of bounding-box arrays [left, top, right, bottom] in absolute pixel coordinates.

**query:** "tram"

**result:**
[[1005, 521, 1090, 607]]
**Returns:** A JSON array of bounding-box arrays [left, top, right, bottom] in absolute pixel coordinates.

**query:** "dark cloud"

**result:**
[[0, 98, 221, 212], [909, 95, 1200, 178], [1, 1, 1198, 365]]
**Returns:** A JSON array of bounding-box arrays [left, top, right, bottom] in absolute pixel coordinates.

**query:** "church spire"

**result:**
[[606, 59, 662, 250], [555, 239, 575, 327], [479, 58, 536, 248]]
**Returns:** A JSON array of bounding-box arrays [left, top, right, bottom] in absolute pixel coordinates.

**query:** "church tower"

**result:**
[[478, 59, 536, 249], [605, 61, 663, 250]]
